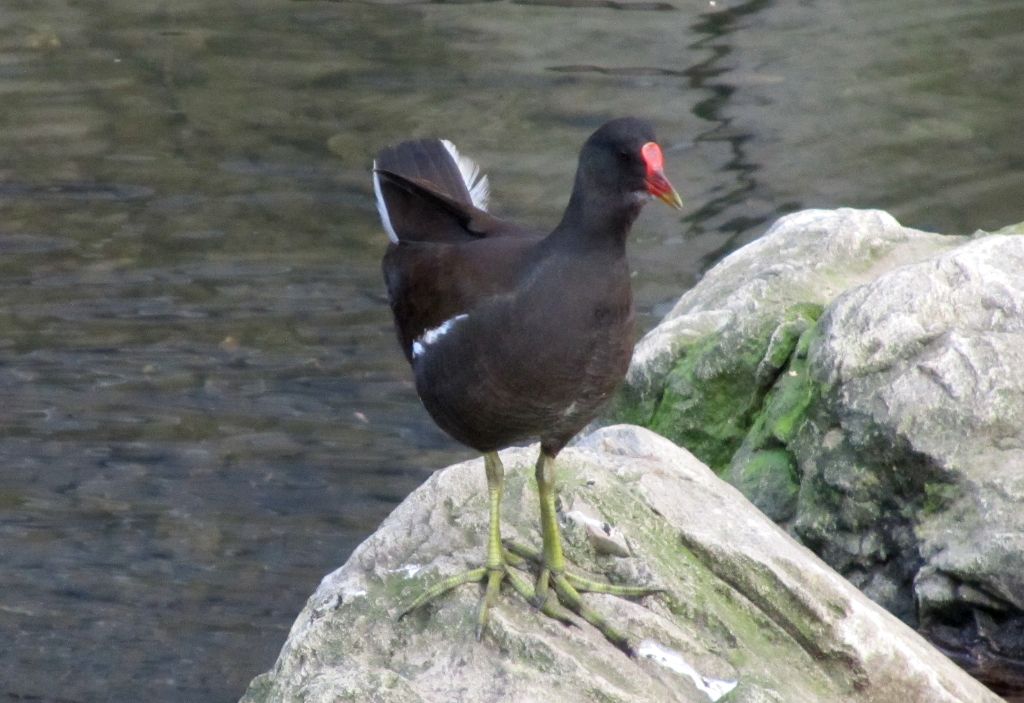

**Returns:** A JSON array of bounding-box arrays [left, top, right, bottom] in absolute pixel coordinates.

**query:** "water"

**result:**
[[1, 1, 1021, 701]]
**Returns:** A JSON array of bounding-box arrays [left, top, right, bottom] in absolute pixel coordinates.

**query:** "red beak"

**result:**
[[641, 142, 683, 210]]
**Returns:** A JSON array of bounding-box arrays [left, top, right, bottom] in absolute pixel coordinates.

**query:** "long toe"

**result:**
[[398, 566, 488, 620], [552, 572, 635, 655]]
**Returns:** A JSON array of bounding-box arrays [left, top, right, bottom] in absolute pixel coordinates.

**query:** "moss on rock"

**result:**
[[628, 303, 822, 479], [644, 328, 765, 472], [727, 449, 799, 521], [724, 321, 823, 521]]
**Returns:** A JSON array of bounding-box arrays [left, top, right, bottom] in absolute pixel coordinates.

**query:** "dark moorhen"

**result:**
[[373, 117, 683, 653]]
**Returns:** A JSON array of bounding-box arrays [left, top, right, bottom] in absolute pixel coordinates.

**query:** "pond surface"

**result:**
[[1, 1, 1021, 700]]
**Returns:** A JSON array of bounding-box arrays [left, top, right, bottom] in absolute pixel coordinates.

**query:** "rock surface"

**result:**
[[240, 425, 998, 703], [618, 208, 1024, 697]]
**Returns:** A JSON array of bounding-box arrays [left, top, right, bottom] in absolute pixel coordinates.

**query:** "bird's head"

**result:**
[[578, 117, 684, 212]]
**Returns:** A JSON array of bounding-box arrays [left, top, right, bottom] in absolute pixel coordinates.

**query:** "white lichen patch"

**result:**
[[637, 639, 737, 702]]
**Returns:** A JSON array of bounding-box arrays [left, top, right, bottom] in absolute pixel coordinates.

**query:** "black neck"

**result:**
[[546, 176, 642, 253]]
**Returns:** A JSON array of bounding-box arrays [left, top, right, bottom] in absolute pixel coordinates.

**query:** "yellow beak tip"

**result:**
[[659, 190, 684, 210]]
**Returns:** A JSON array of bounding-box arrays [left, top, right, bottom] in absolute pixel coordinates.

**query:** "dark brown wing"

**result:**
[[383, 234, 543, 362]]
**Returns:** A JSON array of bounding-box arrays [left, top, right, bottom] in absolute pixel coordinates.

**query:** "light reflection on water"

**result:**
[[1, 0, 1021, 700]]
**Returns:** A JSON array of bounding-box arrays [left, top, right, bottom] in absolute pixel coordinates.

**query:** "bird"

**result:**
[[372, 117, 683, 653]]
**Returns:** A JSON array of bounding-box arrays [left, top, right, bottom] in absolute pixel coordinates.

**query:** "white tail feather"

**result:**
[[372, 161, 398, 243], [440, 139, 490, 211]]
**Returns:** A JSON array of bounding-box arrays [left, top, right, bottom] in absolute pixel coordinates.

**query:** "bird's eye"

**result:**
[[617, 149, 631, 162]]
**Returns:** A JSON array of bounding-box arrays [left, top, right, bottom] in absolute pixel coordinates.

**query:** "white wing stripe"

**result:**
[[412, 313, 469, 360]]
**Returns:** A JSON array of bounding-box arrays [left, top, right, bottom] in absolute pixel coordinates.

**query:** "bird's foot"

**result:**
[[398, 548, 574, 639], [503, 540, 663, 655], [504, 541, 662, 598]]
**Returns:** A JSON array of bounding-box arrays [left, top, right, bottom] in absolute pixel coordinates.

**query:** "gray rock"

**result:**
[[625, 208, 963, 411], [794, 230, 1024, 689], [240, 425, 997, 703], [618, 209, 964, 478], [619, 208, 1024, 695]]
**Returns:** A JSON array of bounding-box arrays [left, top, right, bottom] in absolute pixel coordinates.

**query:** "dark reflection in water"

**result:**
[[0, 1, 1021, 701], [682, 0, 791, 271]]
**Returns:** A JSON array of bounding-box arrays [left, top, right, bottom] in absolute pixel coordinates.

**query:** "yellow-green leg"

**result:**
[[398, 452, 551, 638], [507, 451, 662, 655]]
